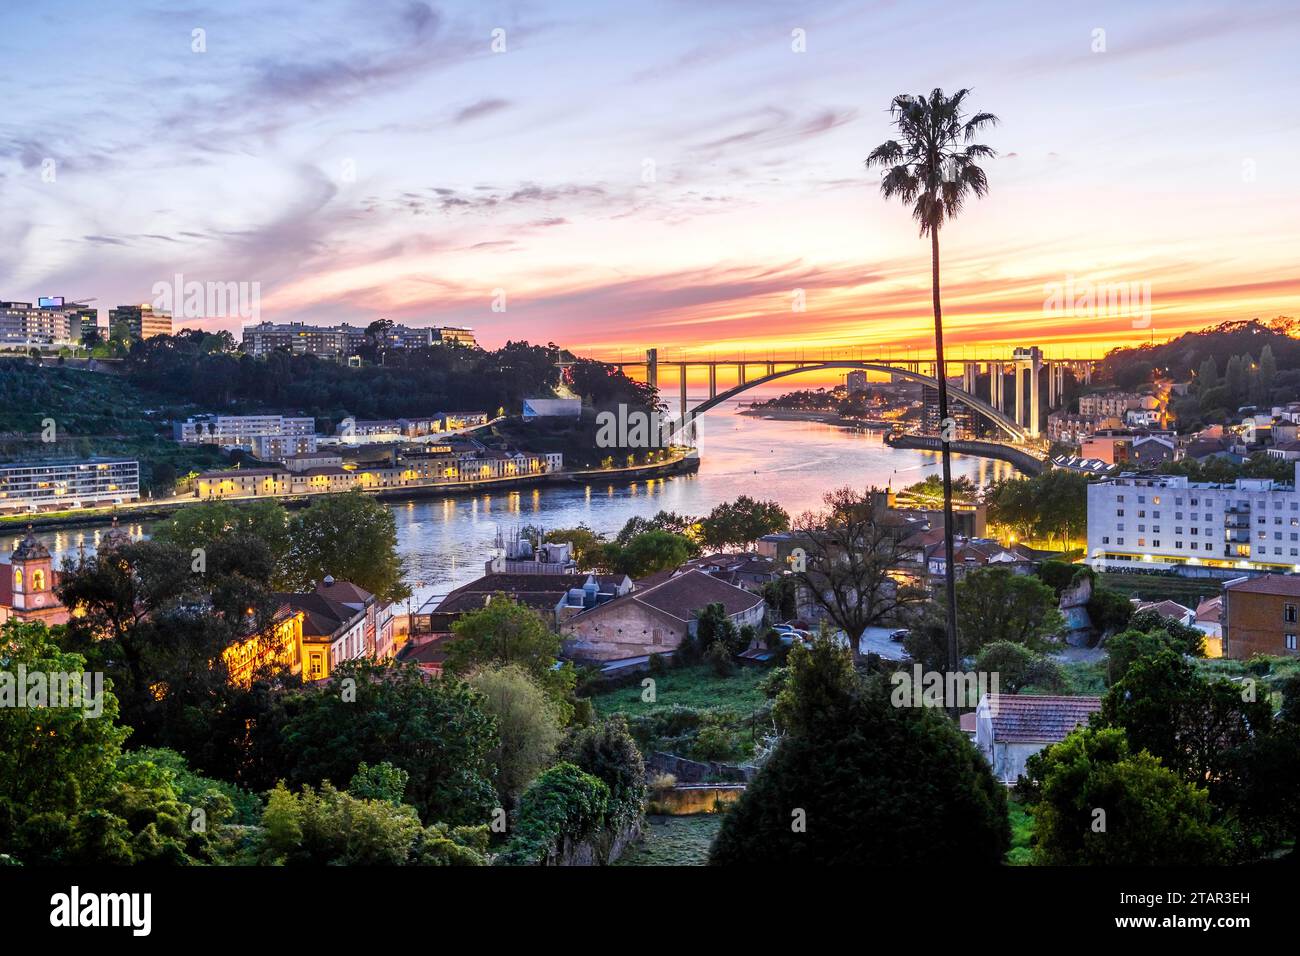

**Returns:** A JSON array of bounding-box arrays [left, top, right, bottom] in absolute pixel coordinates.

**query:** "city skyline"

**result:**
[[3, 0, 1298, 358]]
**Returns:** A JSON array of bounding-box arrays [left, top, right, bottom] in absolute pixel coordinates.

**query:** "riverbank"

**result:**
[[884, 432, 1045, 476], [738, 407, 891, 429], [2, 452, 702, 532]]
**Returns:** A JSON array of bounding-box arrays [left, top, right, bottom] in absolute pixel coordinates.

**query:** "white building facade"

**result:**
[[1087, 462, 1300, 574], [174, 414, 316, 449]]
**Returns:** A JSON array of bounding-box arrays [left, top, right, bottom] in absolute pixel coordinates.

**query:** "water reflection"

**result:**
[[23, 403, 1015, 609]]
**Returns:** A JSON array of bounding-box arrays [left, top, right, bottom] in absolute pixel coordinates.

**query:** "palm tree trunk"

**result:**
[[930, 229, 961, 683]]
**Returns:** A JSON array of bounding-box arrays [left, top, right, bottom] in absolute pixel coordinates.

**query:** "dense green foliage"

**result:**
[[495, 762, 611, 866], [905, 565, 1063, 668], [0, 622, 232, 865], [709, 637, 1010, 865], [985, 469, 1088, 548], [257, 659, 499, 826], [1018, 727, 1231, 865], [468, 664, 564, 807]]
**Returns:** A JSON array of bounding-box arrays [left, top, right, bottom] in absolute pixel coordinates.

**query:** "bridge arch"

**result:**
[[673, 361, 1026, 441]]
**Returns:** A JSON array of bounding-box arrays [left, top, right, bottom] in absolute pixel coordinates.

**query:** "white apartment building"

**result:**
[[1087, 461, 1300, 574], [0, 459, 140, 512], [0, 301, 79, 349], [174, 414, 316, 449]]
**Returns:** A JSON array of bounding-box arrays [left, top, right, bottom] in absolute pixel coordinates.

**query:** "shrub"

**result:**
[[495, 763, 611, 866]]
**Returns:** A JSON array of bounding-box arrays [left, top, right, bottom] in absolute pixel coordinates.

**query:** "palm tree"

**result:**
[[865, 88, 997, 678]]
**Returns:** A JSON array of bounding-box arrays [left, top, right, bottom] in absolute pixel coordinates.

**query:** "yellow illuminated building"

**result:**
[[223, 609, 331, 686]]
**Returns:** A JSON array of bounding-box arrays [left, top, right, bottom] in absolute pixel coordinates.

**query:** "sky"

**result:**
[[2, 0, 1298, 364]]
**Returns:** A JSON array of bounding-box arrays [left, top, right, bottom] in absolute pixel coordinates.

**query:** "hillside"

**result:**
[[0, 359, 225, 494], [1096, 317, 1300, 389]]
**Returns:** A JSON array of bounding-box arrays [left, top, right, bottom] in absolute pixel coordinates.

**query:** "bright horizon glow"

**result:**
[[2, 1, 1298, 360]]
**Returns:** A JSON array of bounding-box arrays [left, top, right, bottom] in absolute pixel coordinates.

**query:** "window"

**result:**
[[1102, 536, 1110, 544], [1175, 541, 1183, 549], [1286, 604, 1298, 624], [1288, 634, 1298, 651], [1116, 508, 1125, 517]]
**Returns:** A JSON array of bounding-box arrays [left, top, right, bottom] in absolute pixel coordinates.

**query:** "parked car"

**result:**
[[889, 628, 910, 642]]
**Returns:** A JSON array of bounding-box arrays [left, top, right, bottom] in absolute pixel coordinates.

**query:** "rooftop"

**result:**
[[983, 694, 1102, 743], [1223, 573, 1300, 597]]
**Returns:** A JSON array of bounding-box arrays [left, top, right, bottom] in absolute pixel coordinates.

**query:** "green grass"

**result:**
[[1097, 571, 1221, 607], [615, 814, 722, 866], [1006, 798, 1034, 865], [590, 663, 771, 718]]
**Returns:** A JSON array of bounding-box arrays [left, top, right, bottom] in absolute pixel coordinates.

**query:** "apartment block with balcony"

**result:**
[[1086, 461, 1300, 575], [0, 459, 140, 513]]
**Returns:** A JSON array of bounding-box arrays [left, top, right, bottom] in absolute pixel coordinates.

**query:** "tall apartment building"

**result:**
[[922, 384, 975, 438], [0, 301, 79, 349], [174, 414, 316, 450], [0, 459, 140, 512], [108, 304, 172, 341], [1086, 462, 1300, 574], [242, 321, 477, 359]]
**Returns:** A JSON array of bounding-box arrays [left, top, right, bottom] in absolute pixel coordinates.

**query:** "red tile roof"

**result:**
[[984, 694, 1101, 743], [1223, 574, 1300, 597]]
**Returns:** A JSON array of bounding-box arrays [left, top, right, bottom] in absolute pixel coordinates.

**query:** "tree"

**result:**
[[467, 664, 564, 808], [956, 566, 1063, 653], [0, 622, 218, 865], [154, 498, 293, 579], [286, 491, 409, 602], [495, 762, 611, 866], [55, 538, 283, 763], [1098, 650, 1271, 784], [790, 487, 928, 663], [1257, 344, 1277, 404], [444, 598, 573, 712], [605, 529, 692, 579], [698, 496, 790, 549], [710, 670, 1009, 865], [258, 780, 422, 866], [761, 576, 797, 621], [1018, 727, 1230, 865], [556, 715, 647, 829], [1197, 355, 1219, 391], [262, 659, 498, 825], [348, 761, 410, 805], [614, 510, 699, 547], [865, 88, 998, 678], [771, 634, 858, 738], [974, 641, 1065, 694]]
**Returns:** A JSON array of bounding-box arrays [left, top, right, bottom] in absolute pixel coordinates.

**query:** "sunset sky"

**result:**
[[3, 0, 1298, 363]]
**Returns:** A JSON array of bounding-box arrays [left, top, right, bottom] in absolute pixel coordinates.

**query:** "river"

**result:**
[[14, 401, 1015, 609]]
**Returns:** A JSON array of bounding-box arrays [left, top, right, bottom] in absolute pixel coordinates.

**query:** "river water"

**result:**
[[15, 401, 1015, 609]]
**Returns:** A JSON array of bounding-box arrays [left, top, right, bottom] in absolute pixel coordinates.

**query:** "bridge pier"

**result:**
[[646, 348, 658, 391], [679, 364, 688, 418], [708, 363, 716, 400]]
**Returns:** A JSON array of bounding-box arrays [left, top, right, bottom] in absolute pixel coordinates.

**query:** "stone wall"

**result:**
[[647, 751, 757, 783]]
